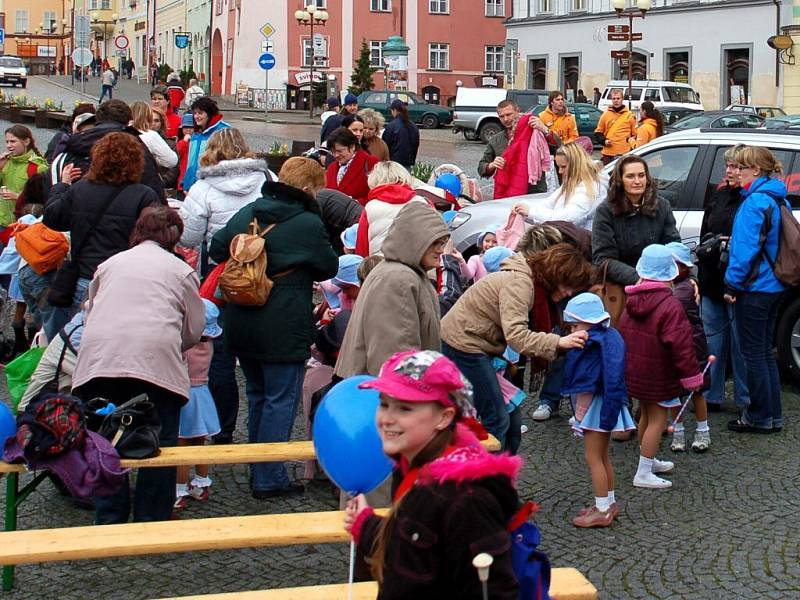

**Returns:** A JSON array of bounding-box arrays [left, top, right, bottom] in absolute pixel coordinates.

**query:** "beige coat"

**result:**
[[72, 241, 206, 400], [335, 202, 447, 377], [441, 253, 560, 360]]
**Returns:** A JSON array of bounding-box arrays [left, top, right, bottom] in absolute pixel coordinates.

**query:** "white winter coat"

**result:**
[[179, 157, 268, 250], [522, 173, 609, 231]]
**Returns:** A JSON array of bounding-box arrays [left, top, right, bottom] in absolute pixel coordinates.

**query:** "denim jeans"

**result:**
[[209, 332, 239, 442], [239, 359, 305, 491], [735, 292, 783, 430], [701, 296, 749, 407], [44, 276, 91, 342], [17, 265, 53, 328], [442, 342, 510, 447], [99, 84, 113, 101], [537, 356, 565, 412]]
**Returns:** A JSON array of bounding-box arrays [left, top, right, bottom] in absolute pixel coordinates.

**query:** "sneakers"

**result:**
[[173, 494, 190, 511], [652, 458, 674, 474], [578, 502, 619, 520], [691, 430, 711, 453], [572, 506, 614, 528], [188, 484, 211, 501], [633, 472, 672, 489], [532, 404, 553, 421], [670, 431, 686, 452]]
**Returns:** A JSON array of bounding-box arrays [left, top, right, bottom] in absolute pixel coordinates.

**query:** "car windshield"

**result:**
[[0, 57, 23, 68], [662, 86, 700, 104], [672, 114, 709, 130]]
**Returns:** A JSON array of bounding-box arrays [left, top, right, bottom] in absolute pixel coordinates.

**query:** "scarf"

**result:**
[[528, 282, 556, 374]]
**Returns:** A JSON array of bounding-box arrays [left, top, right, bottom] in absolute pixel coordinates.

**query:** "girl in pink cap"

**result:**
[[343, 349, 523, 599]]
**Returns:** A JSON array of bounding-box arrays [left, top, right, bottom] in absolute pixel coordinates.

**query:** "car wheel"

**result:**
[[421, 114, 439, 129], [478, 121, 502, 144], [776, 295, 800, 387], [463, 130, 479, 141]]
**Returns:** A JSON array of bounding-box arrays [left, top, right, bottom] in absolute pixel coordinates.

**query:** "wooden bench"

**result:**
[[155, 569, 598, 600]]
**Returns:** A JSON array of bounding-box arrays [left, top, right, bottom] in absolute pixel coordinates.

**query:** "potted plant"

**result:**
[[36, 98, 63, 128], [264, 141, 290, 174]]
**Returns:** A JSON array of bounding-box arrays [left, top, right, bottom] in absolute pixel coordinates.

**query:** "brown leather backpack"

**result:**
[[218, 219, 277, 306]]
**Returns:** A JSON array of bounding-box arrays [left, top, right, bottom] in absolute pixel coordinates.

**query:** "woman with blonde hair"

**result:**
[[130, 100, 178, 169], [512, 141, 606, 230], [358, 108, 390, 161]]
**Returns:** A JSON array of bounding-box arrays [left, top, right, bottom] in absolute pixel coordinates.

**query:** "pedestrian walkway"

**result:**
[[34, 75, 153, 105]]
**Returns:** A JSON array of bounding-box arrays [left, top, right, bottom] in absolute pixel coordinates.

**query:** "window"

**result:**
[[215, 0, 222, 16], [643, 88, 660, 101], [485, 46, 504, 72], [42, 11, 57, 30], [365, 92, 388, 104], [429, 43, 449, 70], [485, 0, 504, 16], [302, 39, 313, 67], [641, 146, 700, 209], [430, 0, 449, 13], [101, 0, 111, 8], [370, 40, 386, 68], [370, 0, 391, 11], [539, 0, 552, 13], [311, 0, 327, 7], [663, 86, 700, 104], [14, 10, 28, 33], [707, 147, 797, 206], [572, 0, 586, 10]]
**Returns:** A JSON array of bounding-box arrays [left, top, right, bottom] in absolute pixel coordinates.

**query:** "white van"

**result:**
[[598, 80, 703, 112]]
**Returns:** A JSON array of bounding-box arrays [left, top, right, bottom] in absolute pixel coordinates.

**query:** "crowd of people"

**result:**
[[0, 82, 792, 597]]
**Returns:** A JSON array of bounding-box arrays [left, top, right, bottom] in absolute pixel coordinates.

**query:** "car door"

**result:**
[[399, 92, 423, 124], [364, 92, 390, 120], [574, 105, 602, 138]]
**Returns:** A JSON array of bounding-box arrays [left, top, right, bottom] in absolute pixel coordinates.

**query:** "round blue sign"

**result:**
[[259, 52, 276, 71]]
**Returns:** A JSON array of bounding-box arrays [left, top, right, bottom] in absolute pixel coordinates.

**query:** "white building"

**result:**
[[507, 0, 789, 109]]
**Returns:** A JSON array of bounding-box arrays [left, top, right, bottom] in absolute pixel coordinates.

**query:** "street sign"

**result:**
[[312, 33, 326, 58], [619, 59, 630, 68], [71, 47, 93, 67], [610, 50, 630, 59], [260, 40, 274, 53], [630, 32, 643, 41], [0, 29, 5, 45], [258, 52, 276, 70], [175, 33, 190, 49], [114, 34, 129, 50], [75, 15, 91, 46], [260, 22, 275, 38], [606, 24, 630, 33], [607, 33, 630, 41]]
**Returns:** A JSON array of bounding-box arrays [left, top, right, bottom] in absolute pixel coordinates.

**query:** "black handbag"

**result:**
[[97, 394, 162, 459]]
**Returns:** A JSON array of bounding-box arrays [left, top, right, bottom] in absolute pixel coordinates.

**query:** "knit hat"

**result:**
[[332, 254, 363, 287], [476, 227, 498, 249], [202, 299, 223, 338], [665, 241, 694, 267], [315, 310, 351, 358], [180, 112, 195, 128], [360, 350, 476, 418], [563, 292, 610, 326], [340, 224, 358, 250], [636, 244, 679, 282], [344, 93, 358, 106], [482, 246, 513, 273]]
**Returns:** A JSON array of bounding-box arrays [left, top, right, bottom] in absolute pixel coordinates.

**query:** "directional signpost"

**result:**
[[259, 52, 276, 118], [607, 1, 651, 109], [610, 50, 630, 59], [607, 24, 630, 33]]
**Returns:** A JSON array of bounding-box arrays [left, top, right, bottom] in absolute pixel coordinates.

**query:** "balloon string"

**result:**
[[348, 539, 356, 600]]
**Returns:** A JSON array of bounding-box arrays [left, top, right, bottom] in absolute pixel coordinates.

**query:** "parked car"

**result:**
[[357, 90, 453, 129], [597, 80, 703, 113], [452, 87, 550, 143], [764, 115, 800, 130], [726, 104, 786, 118], [660, 106, 703, 126], [665, 110, 764, 133], [531, 103, 603, 145], [447, 128, 800, 385], [0, 56, 27, 88]]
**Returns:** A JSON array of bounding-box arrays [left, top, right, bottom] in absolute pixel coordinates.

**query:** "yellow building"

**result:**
[[2, 0, 71, 75]]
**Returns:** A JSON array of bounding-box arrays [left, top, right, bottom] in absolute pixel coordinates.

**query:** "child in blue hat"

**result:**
[[562, 292, 635, 528], [458, 226, 499, 284], [618, 244, 704, 490]]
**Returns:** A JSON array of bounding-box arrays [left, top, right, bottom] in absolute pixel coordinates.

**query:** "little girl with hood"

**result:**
[[344, 349, 522, 599]]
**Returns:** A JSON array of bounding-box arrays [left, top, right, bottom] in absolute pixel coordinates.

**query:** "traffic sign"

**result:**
[[313, 33, 326, 58], [607, 33, 630, 41], [630, 32, 643, 41], [0, 29, 5, 45], [610, 50, 630, 59], [619, 59, 630, 68], [260, 22, 275, 38], [261, 40, 274, 53], [606, 24, 630, 33], [175, 33, 190, 49], [114, 34, 129, 50], [258, 52, 276, 71], [71, 47, 93, 67]]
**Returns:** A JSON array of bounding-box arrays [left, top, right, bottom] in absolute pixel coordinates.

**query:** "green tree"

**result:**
[[348, 39, 377, 95]]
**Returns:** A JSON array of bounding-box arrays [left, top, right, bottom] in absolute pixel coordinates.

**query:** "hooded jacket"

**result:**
[[315, 188, 363, 254], [441, 253, 561, 360], [538, 107, 579, 144], [335, 202, 447, 377], [351, 424, 521, 600], [356, 183, 429, 257], [594, 105, 636, 157], [725, 176, 788, 295], [181, 115, 231, 191], [632, 117, 659, 148], [618, 282, 704, 403], [209, 182, 338, 362], [0, 150, 48, 226], [179, 157, 269, 251]]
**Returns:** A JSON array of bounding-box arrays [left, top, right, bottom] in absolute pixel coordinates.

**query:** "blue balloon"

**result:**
[[0, 402, 16, 446], [313, 375, 393, 495]]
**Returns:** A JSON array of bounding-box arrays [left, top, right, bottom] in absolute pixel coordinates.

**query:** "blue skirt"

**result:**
[[8, 273, 22, 302], [179, 384, 221, 439], [574, 394, 637, 434], [658, 397, 682, 409]]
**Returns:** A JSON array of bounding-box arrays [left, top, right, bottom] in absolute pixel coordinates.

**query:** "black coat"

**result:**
[[321, 113, 346, 144], [316, 188, 362, 254], [44, 181, 161, 279], [382, 118, 420, 168], [697, 185, 743, 301]]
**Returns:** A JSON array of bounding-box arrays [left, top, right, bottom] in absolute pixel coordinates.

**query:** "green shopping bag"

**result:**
[[4, 346, 45, 411]]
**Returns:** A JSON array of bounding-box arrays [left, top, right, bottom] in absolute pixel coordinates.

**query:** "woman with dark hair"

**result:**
[[341, 114, 366, 145], [72, 206, 205, 523], [43, 132, 161, 337], [182, 96, 231, 191], [592, 155, 680, 286], [630, 101, 664, 148], [0, 125, 48, 227], [324, 127, 379, 205], [382, 99, 420, 169]]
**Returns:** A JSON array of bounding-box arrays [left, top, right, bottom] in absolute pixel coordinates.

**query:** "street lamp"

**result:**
[[40, 20, 56, 76], [91, 11, 118, 67], [612, 0, 651, 110], [295, 4, 329, 119]]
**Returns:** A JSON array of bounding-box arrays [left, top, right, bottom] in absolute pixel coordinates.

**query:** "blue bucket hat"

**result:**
[[636, 244, 679, 282], [476, 226, 499, 249], [333, 254, 363, 287], [435, 173, 462, 199], [563, 292, 610, 326], [482, 246, 513, 273], [665, 241, 693, 267], [180, 112, 195, 128], [344, 93, 359, 106], [442, 210, 458, 225], [320, 280, 341, 310], [340, 224, 358, 250], [202, 299, 223, 338]]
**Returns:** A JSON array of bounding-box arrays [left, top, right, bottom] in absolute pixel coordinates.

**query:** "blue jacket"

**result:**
[[725, 176, 788, 294], [181, 116, 231, 191], [561, 325, 628, 431], [382, 117, 419, 168]]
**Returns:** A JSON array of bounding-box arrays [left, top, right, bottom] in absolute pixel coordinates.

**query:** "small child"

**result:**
[[562, 293, 635, 527], [175, 112, 196, 195], [340, 224, 358, 255], [317, 254, 363, 323], [458, 227, 498, 283], [666, 241, 711, 453], [174, 299, 222, 513], [618, 244, 704, 490]]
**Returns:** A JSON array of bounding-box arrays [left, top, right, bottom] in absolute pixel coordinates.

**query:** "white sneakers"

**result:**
[[633, 472, 673, 489], [633, 456, 674, 489], [532, 404, 553, 421], [652, 458, 674, 473]]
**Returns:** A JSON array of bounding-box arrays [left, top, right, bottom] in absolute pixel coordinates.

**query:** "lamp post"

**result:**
[[91, 11, 118, 67], [295, 4, 329, 119], [611, 0, 651, 110]]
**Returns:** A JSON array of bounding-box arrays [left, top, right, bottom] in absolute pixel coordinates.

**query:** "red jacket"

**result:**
[[165, 107, 181, 139], [493, 113, 533, 200], [618, 281, 703, 403], [325, 149, 379, 206], [176, 136, 190, 190]]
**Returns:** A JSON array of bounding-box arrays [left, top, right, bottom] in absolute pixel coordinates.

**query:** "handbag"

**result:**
[[590, 259, 627, 328], [97, 394, 162, 459]]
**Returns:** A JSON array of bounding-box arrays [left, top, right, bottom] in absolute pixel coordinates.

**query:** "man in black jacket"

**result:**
[[316, 188, 362, 254], [46, 100, 166, 201]]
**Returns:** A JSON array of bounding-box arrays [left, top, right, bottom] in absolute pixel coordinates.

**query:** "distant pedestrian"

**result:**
[[593, 87, 602, 106], [630, 101, 664, 149], [320, 96, 340, 126], [166, 73, 185, 112], [184, 78, 205, 109], [320, 93, 358, 144], [99, 67, 115, 102], [594, 89, 636, 165], [382, 99, 419, 169], [576, 89, 588, 104]]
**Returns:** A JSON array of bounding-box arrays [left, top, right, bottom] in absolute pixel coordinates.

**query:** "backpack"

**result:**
[[508, 502, 552, 600], [15, 222, 70, 274], [763, 195, 800, 287], [15, 393, 86, 462], [217, 218, 278, 306]]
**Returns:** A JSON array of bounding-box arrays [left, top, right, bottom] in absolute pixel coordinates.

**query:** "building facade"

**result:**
[[507, 0, 788, 110], [186, 0, 211, 85], [2, 0, 71, 75], [211, 0, 510, 109]]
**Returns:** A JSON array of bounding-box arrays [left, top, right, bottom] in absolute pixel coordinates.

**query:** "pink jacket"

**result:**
[[185, 340, 213, 386], [526, 129, 550, 186]]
